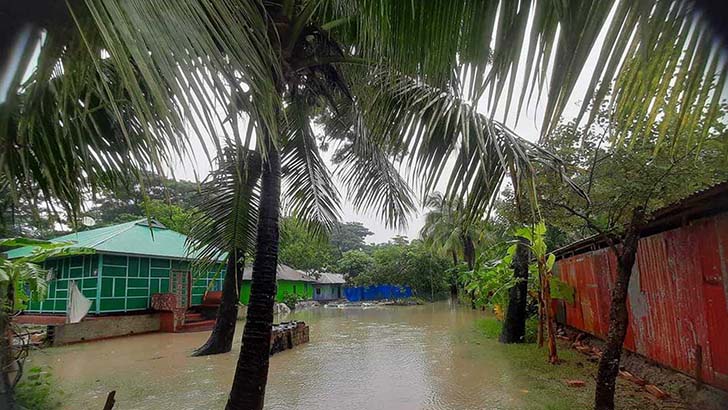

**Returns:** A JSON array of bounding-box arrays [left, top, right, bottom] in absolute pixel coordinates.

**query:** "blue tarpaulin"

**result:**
[[344, 285, 412, 302]]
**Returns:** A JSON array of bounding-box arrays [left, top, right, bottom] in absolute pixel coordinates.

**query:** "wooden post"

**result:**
[[695, 344, 703, 388], [103, 391, 116, 410]]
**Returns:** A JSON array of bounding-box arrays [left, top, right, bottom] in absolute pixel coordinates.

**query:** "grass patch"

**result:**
[[15, 366, 63, 410], [471, 316, 598, 410], [476, 315, 539, 342], [475, 317, 503, 338]]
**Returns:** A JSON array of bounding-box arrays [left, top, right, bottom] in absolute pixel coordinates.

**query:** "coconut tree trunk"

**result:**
[[463, 235, 475, 270], [225, 146, 281, 410], [500, 237, 529, 343], [594, 207, 645, 410], [193, 248, 245, 357]]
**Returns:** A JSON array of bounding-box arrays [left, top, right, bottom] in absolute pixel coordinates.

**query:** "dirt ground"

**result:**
[[557, 326, 728, 410]]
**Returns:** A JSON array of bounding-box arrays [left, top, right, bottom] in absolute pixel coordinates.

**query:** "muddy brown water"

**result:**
[[27, 302, 642, 409]]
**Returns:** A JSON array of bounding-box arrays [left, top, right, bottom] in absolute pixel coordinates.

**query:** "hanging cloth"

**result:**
[[66, 280, 92, 323]]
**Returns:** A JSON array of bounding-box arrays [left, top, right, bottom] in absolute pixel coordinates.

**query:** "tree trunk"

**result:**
[[594, 207, 645, 410], [193, 249, 245, 357], [537, 296, 544, 347], [1, 285, 17, 409], [500, 237, 529, 343], [225, 146, 281, 410], [463, 235, 477, 309], [542, 264, 558, 364], [463, 235, 475, 270], [449, 250, 458, 298]]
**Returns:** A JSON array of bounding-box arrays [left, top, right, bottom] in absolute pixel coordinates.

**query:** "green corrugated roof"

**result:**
[[4, 219, 203, 260]]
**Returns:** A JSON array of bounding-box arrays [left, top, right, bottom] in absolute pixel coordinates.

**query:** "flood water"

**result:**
[[28, 302, 611, 409]]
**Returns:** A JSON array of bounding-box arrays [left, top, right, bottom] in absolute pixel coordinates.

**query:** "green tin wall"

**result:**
[[239, 280, 314, 305], [27, 253, 224, 314], [28, 255, 100, 313]]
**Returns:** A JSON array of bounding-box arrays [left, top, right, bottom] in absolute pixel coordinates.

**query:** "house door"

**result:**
[[170, 270, 191, 309]]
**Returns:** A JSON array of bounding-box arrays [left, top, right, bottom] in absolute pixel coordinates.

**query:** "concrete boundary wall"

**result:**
[[51, 313, 161, 346]]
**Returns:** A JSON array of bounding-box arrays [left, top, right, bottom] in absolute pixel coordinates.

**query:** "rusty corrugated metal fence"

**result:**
[[555, 213, 728, 391]]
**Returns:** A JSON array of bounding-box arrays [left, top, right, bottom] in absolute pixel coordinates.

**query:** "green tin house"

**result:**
[[6, 219, 321, 316], [239, 264, 316, 304], [4, 219, 223, 314]]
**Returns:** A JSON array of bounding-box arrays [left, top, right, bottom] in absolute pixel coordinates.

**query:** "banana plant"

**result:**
[[515, 221, 570, 364], [462, 244, 519, 315], [0, 238, 93, 408], [0, 238, 94, 311]]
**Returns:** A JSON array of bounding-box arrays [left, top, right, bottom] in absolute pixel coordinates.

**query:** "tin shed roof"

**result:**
[[315, 272, 346, 284], [4, 219, 200, 260], [242, 264, 317, 282], [554, 180, 728, 258]]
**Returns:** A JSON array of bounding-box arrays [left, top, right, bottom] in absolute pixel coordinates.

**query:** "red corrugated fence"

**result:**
[[555, 212, 728, 391]]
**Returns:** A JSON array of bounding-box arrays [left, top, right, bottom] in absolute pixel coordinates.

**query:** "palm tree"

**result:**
[[3, 1, 725, 212], [187, 147, 262, 356], [421, 193, 464, 269], [3, 2, 727, 409], [420, 193, 476, 299]]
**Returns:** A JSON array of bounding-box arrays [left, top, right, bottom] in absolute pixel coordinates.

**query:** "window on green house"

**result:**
[[293, 285, 297, 294]]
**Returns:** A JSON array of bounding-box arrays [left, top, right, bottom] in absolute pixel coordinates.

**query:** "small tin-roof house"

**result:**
[[4, 219, 223, 315], [6, 219, 343, 318], [312, 272, 346, 301], [238, 264, 317, 304]]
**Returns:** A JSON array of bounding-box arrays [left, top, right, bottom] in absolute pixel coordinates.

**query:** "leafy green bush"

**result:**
[[525, 315, 540, 343], [15, 366, 62, 410], [281, 292, 302, 310]]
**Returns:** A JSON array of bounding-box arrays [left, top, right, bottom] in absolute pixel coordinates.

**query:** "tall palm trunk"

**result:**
[[500, 237, 529, 343], [462, 235, 475, 270], [226, 146, 281, 410], [193, 248, 244, 357], [594, 207, 645, 410]]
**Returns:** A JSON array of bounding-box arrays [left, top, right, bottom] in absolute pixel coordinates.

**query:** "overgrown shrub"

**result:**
[[525, 315, 540, 343], [15, 366, 62, 410], [281, 292, 302, 310]]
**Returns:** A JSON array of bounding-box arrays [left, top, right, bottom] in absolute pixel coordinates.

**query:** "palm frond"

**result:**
[[332, 129, 416, 230], [186, 146, 262, 268], [323, 0, 725, 147], [78, 0, 281, 154], [319, 92, 416, 230], [281, 97, 341, 232], [1, 23, 172, 216], [351, 71, 581, 222]]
